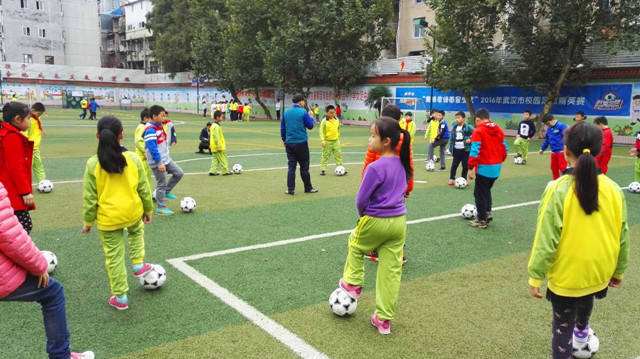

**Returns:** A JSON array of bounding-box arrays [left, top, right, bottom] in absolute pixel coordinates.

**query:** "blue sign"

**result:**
[[395, 84, 632, 117]]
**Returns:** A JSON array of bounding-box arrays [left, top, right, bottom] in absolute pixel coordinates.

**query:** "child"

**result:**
[[431, 110, 449, 170], [540, 114, 568, 180], [134, 108, 153, 192], [528, 122, 629, 359], [574, 111, 587, 123], [630, 129, 640, 181], [513, 110, 536, 164], [82, 116, 155, 310], [79, 97, 88, 120], [237, 102, 244, 121], [197, 122, 212, 154], [337, 117, 411, 335], [162, 111, 177, 146], [468, 109, 507, 229], [88, 98, 100, 121], [243, 102, 252, 122], [144, 105, 184, 215], [208, 111, 232, 176], [0, 102, 35, 233], [593, 116, 613, 175], [448, 111, 473, 185], [424, 110, 441, 164], [399, 112, 416, 145], [0, 182, 94, 359], [23, 102, 47, 183], [319, 105, 344, 176]]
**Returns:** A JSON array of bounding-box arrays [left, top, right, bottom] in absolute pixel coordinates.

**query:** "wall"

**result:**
[[396, 0, 434, 56], [62, 0, 101, 67], [123, 0, 151, 39]]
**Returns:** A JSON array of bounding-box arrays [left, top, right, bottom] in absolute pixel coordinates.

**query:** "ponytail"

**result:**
[[398, 129, 412, 182], [564, 122, 602, 214], [97, 116, 126, 174]]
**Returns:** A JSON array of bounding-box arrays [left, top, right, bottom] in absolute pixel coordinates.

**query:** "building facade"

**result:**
[[0, 0, 100, 66], [396, 0, 434, 57], [121, 0, 158, 73]]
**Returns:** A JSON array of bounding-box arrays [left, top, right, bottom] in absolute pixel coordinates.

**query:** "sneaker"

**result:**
[[156, 206, 174, 216], [320, 170, 326, 176], [339, 279, 362, 300], [108, 296, 128, 311], [165, 193, 177, 200], [370, 313, 391, 335], [522, 160, 527, 165], [469, 219, 488, 229], [223, 172, 233, 176], [305, 188, 319, 193], [71, 352, 95, 359], [487, 212, 493, 223], [364, 251, 379, 262], [209, 172, 220, 176], [285, 190, 295, 195], [572, 327, 599, 359], [402, 256, 408, 264], [448, 179, 455, 186], [133, 263, 153, 278]]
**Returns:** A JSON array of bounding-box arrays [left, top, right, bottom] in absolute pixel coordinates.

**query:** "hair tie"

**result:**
[[582, 148, 591, 155]]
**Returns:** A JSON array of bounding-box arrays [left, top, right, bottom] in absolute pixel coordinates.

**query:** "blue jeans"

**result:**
[[1, 276, 70, 359]]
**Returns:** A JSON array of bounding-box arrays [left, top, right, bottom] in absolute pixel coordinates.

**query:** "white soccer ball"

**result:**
[[425, 161, 436, 172], [139, 264, 167, 290], [461, 204, 477, 220], [180, 197, 197, 213], [37, 180, 54, 193], [454, 177, 468, 189], [628, 181, 640, 193], [514, 156, 524, 165], [232, 163, 243, 174], [572, 328, 599, 359], [334, 165, 346, 176], [328, 287, 357, 317], [41, 250, 58, 274], [433, 155, 440, 162]]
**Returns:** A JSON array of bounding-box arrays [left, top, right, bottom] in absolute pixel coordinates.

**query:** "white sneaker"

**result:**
[[71, 352, 95, 359], [572, 327, 599, 359]]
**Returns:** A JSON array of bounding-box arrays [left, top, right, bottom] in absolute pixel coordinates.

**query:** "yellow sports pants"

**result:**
[[98, 220, 146, 296]]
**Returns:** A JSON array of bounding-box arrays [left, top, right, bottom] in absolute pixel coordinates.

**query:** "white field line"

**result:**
[[174, 151, 383, 164]]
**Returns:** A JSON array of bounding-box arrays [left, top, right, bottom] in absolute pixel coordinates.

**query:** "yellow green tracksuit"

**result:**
[[319, 117, 343, 171], [425, 119, 439, 143], [23, 114, 46, 182], [209, 122, 229, 174], [243, 105, 252, 122], [399, 118, 416, 145], [528, 174, 629, 297], [83, 151, 154, 296], [134, 123, 153, 192], [513, 137, 530, 161]]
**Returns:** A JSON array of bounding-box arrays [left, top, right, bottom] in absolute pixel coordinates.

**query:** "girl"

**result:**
[[0, 182, 94, 359], [134, 108, 154, 192], [24, 102, 47, 183], [528, 122, 629, 359], [0, 102, 36, 233], [82, 116, 155, 310], [337, 117, 411, 335]]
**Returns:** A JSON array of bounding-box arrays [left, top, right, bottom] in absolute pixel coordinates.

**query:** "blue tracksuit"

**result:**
[[281, 104, 315, 144], [541, 121, 568, 153]]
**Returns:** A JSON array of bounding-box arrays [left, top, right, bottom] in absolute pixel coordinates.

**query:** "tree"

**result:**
[[424, 0, 503, 119], [147, 0, 194, 74], [365, 85, 392, 115], [503, 0, 640, 121]]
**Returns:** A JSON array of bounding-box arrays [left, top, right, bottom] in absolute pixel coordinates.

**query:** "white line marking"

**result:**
[[415, 180, 428, 184], [174, 151, 384, 164], [167, 259, 329, 359]]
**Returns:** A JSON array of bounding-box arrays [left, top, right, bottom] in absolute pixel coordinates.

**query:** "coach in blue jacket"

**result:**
[[281, 95, 318, 195]]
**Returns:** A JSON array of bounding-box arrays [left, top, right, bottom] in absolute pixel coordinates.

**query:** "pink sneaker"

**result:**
[[133, 263, 153, 278], [339, 279, 362, 300], [370, 313, 391, 335], [71, 352, 95, 359], [108, 296, 129, 311]]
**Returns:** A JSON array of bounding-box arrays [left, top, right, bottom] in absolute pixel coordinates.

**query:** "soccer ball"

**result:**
[[425, 161, 436, 172], [572, 328, 599, 359], [454, 177, 468, 189], [41, 251, 58, 274], [139, 264, 167, 290], [180, 197, 197, 213], [433, 155, 440, 163], [514, 156, 524, 165], [232, 163, 243, 174], [328, 287, 357, 317], [37, 180, 54, 193], [628, 181, 640, 193], [335, 166, 347, 176], [461, 204, 477, 220]]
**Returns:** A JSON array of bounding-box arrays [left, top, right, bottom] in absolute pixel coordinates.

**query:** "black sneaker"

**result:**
[[487, 212, 493, 222], [320, 171, 326, 176], [469, 219, 488, 229], [305, 188, 319, 193], [209, 172, 220, 176], [285, 190, 295, 195]]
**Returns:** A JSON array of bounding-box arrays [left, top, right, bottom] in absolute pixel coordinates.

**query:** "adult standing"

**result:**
[[275, 99, 282, 121], [281, 95, 318, 195], [202, 98, 208, 117]]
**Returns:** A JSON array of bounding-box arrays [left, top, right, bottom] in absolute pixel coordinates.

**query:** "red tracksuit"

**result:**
[[0, 122, 34, 212], [596, 127, 613, 174]]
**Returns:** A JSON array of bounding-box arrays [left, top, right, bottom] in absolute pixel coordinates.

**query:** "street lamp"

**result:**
[[421, 20, 436, 118]]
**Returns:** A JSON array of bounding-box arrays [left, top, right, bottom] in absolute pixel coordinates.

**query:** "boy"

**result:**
[[197, 122, 212, 154], [630, 128, 640, 181], [574, 111, 587, 123], [209, 111, 232, 176], [430, 110, 450, 170], [243, 102, 252, 122], [79, 97, 88, 120], [399, 112, 416, 144], [594, 116, 613, 174], [539, 114, 568, 179], [88, 98, 100, 121], [319, 105, 344, 176], [513, 110, 536, 164], [425, 110, 440, 163], [162, 111, 177, 146], [468, 109, 507, 229], [23, 102, 47, 183], [134, 108, 154, 192], [312, 104, 321, 123], [143, 105, 184, 215], [448, 111, 473, 185]]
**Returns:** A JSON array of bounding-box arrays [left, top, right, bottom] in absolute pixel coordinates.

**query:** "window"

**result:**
[[45, 55, 54, 64], [23, 54, 33, 63], [22, 26, 31, 36], [38, 28, 45, 38], [413, 17, 426, 38], [20, 0, 26, 8], [35, 0, 42, 10], [140, 21, 145, 28]]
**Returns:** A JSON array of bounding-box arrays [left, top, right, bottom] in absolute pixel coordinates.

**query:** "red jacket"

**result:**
[[468, 121, 507, 175], [0, 122, 34, 211], [599, 127, 613, 156]]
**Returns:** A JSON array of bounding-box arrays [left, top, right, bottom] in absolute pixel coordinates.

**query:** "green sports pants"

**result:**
[[99, 220, 146, 296], [320, 140, 344, 171], [513, 137, 530, 161], [210, 151, 229, 174], [635, 158, 640, 182], [32, 148, 46, 183]]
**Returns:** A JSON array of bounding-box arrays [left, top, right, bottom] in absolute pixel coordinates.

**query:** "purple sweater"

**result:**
[[356, 156, 407, 217]]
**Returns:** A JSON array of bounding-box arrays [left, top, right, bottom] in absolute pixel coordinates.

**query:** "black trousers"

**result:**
[[548, 290, 596, 359], [449, 149, 469, 180], [230, 111, 236, 121], [89, 111, 97, 121], [276, 110, 281, 121], [15, 210, 33, 234], [79, 108, 87, 119], [474, 174, 496, 221], [198, 140, 211, 153], [285, 142, 313, 192]]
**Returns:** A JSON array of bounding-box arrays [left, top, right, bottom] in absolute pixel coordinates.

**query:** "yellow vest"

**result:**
[[426, 120, 439, 142], [399, 118, 416, 144], [210, 122, 226, 152]]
